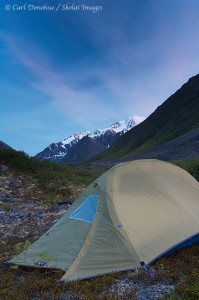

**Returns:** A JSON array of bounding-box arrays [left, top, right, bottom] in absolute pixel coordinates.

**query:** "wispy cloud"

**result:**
[[1, 0, 199, 156], [1, 2, 199, 131], [0, 32, 128, 128]]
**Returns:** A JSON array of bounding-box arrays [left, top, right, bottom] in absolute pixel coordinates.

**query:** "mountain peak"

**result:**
[[93, 74, 199, 163], [35, 116, 144, 163]]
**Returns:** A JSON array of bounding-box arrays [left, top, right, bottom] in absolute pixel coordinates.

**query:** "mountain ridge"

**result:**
[[0, 140, 13, 151], [90, 74, 199, 163], [35, 116, 144, 163]]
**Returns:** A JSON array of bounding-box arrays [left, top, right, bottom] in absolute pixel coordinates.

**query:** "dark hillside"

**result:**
[[0, 140, 12, 150], [93, 74, 199, 161], [61, 135, 106, 164]]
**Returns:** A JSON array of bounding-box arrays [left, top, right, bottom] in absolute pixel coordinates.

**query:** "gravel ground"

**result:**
[[0, 165, 175, 300], [105, 278, 174, 299], [0, 165, 69, 260]]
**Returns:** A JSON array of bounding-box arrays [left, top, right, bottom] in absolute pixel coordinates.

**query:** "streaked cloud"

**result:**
[[1, 0, 199, 155]]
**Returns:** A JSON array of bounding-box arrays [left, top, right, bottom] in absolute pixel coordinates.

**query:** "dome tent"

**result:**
[[9, 159, 199, 281]]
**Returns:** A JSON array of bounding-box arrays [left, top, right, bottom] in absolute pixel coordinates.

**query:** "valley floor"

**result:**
[[0, 164, 199, 299]]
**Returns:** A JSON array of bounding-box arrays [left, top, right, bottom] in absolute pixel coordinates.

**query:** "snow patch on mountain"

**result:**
[[35, 116, 144, 162], [61, 116, 143, 145]]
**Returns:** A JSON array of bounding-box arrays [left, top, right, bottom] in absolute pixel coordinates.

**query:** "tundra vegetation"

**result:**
[[0, 150, 199, 299]]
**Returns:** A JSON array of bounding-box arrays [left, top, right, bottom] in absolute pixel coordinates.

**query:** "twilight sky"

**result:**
[[1, 0, 199, 155]]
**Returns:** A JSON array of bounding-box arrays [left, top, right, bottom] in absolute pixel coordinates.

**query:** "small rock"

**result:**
[[0, 165, 8, 175], [9, 181, 21, 189], [58, 200, 73, 206]]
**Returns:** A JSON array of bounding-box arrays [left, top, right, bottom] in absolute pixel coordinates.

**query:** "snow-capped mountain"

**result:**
[[35, 116, 144, 164]]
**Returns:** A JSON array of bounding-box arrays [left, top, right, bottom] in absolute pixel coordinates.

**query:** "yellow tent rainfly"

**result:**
[[9, 159, 199, 281]]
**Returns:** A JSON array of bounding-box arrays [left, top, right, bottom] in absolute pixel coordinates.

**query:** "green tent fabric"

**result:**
[[9, 159, 199, 281]]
